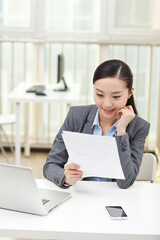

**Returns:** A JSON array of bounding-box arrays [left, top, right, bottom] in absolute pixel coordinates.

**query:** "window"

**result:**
[[0, 0, 31, 27], [115, 0, 152, 28], [45, 0, 100, 32], [107, 0, 160, 39], [0, 0, 160, 40]]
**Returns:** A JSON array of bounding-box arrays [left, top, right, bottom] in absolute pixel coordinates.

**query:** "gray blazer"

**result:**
[[43, 105, 150, 189]]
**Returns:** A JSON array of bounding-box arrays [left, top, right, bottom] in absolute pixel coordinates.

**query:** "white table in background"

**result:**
[[0, 180, 160, 240], [8, 82, 82, 165]]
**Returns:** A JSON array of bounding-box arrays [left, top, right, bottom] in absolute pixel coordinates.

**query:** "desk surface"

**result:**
[[0, 180, 160, 240], [8, 82, 82, 103]]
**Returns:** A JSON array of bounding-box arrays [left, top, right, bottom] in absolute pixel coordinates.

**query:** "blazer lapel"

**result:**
[[83, 122, 94, 134], [83, 105, 97, 134]]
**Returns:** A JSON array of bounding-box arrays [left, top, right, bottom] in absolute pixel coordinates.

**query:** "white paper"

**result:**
[[62, 131, 125, 179]]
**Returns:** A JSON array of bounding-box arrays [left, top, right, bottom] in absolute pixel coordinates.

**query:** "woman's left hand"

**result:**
[[116, 105, 135, 136]]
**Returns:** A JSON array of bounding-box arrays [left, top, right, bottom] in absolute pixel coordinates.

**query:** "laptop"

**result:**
[[0, 163, 71, 216]]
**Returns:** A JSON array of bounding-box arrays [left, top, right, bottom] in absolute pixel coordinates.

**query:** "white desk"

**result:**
[[8, 82, 82, 165], [0, 180, 160, 240]]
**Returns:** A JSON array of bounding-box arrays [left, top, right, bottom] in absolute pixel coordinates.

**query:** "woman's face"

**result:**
[[94, 77, 133, 123]]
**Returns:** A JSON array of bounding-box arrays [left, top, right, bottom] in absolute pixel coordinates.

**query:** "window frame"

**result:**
[[106, 0, 160, 42], [0, 0, 36, 36], [0, 0, 160, 43]]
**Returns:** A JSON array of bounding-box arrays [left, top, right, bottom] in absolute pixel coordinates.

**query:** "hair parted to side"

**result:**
[[93, 59, 138, 115]]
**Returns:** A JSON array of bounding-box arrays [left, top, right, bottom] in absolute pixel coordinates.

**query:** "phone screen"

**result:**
[[105, 206, 128, 218]]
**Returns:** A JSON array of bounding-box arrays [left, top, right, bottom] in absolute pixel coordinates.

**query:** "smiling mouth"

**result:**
[[103, 108, 116, 114]]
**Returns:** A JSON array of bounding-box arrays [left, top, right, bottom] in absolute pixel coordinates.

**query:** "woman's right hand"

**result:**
[[64, 163, 83, 185]]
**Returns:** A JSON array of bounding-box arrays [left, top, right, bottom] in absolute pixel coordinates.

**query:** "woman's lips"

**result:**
[[103, 108, 116, 114]]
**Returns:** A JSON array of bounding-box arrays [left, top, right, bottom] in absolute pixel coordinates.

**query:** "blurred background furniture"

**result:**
[[8, 82, 81, 165], [136, 153, 157, 183], [0, 114, 16, 163]]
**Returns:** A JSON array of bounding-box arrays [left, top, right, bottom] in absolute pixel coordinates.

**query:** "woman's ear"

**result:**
[[128, 87, 134, 98]]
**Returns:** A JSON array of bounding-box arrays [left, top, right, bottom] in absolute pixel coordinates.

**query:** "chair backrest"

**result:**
[[136, 153, 157, 183], [0, 114, 16, 163], [0, 114, 16, 125]]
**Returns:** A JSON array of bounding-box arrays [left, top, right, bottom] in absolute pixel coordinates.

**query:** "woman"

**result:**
[[43, 59, 150, 189]]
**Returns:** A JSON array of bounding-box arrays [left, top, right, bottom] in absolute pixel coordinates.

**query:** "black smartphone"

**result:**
[[105, 206, 128, 220]]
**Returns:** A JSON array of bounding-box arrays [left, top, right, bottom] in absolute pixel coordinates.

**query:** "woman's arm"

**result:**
[[43, 105, 91, 188], [115, 119, 150, 189], [43, 107, 75, 188]]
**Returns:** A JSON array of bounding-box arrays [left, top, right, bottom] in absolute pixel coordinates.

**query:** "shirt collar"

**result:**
[[92, 109, 118, 129], [92, 109, 99, 128]]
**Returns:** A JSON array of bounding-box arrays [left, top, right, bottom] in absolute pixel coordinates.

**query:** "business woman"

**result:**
[[43, 59, 150, 189]]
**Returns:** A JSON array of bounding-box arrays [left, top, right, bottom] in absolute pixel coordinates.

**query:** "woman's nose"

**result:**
[[103, 98, 113, 108]]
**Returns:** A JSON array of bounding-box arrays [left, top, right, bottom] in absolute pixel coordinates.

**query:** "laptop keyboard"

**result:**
[[41, 198, 50, 205]]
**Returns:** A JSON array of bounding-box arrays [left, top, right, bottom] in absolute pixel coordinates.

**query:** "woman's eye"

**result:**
[[97, 94, 104, 97], [113, 96, 120, 99]]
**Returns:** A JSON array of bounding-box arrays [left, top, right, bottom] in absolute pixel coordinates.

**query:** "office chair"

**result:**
[[0, 114, 16, 163], [136, 153, 157, 183]]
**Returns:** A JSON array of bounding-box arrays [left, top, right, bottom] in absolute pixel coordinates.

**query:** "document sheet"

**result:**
[[62, 131, 125, 179]]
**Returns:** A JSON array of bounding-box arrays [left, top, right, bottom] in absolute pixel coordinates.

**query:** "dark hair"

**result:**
[[93, 59, 137, 114]]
